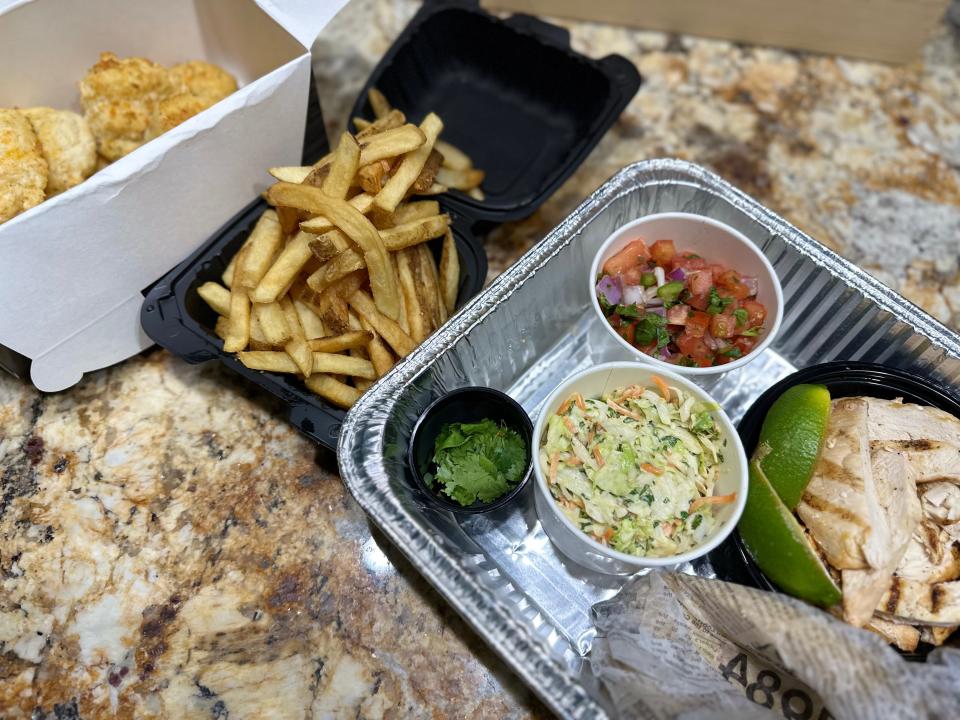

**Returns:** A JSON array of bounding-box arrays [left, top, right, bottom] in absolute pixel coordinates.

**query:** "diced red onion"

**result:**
[[659, 347, 672, 360], [596, 275, 621, 305], [622, 284, 645, 306], [654, 266, 666, 287], [667, 267, 686, 281], [647, 305, 666, 317], [703, 332, 719, 351], [646, 297, 664, 308], [742, 276, 759, 295]]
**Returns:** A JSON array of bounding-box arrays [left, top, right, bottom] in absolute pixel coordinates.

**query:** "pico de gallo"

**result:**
[[595, 238, 768, 367]]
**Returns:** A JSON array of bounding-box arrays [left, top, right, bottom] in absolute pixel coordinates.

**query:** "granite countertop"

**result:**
[[3, 1, 960, 718]]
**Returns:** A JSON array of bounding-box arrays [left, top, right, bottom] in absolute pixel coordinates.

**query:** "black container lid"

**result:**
[[349, 0, 641, 224]]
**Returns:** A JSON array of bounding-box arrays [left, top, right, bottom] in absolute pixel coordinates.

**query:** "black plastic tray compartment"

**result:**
[[141, 197, 487, 449], [350, 0, 641, 223]]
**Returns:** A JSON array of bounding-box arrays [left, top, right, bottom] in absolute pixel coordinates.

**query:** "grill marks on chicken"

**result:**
[[795, 396, 960, 644]]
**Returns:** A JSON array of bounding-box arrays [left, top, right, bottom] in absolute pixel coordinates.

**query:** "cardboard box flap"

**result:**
[[257, 0, 350, 50]]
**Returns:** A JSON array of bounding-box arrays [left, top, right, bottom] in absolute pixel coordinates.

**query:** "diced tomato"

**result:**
[[740, 300, 767, 328], [713, 353, 734, 365], [650, 239, 676, 266], [687, 270, 713, 296], [608, 313, 622, 329], [666, 304, 690, 325], [734, 336, 758, 354], [619, 321, 637, 346], [710, 313, 736, 339], [603, 241, 650, 277], [620, 266, 645, 286], [677, 332, 713, 365], [685, 311, 710, 337], [716, 270, 751, 300], [687, 292, 710, 311], [671, 252, 708, 273]]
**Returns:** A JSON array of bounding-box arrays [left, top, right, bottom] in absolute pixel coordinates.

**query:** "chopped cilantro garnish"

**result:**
[[677, 356, 697, 367], [692, 514, 703, 529], [634, 312, 669, 347], [733, 308, 748, 327], [680, 510, 689, 519], [706, 287, 734, 315], [430, 419, 526, 506], [721, 346, 743, 358], [615, 303, 642, 319], [740, 326, 763, 337]]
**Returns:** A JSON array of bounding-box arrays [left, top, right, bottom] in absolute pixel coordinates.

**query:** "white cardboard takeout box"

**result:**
[[0, 0, 348, 391]]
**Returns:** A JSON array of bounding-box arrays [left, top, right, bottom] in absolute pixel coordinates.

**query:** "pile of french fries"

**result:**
[[196, 90, 484, 410]]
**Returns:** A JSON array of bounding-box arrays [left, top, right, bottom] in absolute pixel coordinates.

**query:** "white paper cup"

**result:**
[[532, 362, 748, 575], [588, 212, 783, 376]]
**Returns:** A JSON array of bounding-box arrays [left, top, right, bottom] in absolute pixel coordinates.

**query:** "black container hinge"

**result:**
[[502, 13, 571, 48]]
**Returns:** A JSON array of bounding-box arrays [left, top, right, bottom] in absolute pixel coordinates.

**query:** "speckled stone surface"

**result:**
[[3, 1, 960, 718]]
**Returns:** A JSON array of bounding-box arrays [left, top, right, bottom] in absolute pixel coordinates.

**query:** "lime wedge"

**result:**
[[754, 384, 831, 509], [739, 460, 841, 607]]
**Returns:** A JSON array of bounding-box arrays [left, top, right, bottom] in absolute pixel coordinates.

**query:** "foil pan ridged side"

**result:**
[[338, 159, 960, 720]]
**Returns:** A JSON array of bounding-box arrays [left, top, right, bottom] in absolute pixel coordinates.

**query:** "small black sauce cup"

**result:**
[[407, 387, 534, 514]]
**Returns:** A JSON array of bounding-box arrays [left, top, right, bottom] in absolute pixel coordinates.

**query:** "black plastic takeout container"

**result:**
[[140, 0, 640, 450], [715, 361, 960, 661], [407, 386, 534, 513]]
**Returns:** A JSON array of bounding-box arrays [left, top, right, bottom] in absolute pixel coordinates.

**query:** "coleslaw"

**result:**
[[539, 379, 732, 557]]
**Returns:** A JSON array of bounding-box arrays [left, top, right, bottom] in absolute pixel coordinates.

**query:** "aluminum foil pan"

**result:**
[[337, 159, 960, 719]]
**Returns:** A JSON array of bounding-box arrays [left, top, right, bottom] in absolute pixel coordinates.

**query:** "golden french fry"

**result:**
[[466, 187, 485, 202], [367, 333, 394, 378], [358, 124, 426, 167], [198, 281, 231, 317], [214, 315, 229, 340], [354, 378, 373, 392], [435, 139, 473, 171], [355, 109, 405, 140], [357, 159, 390, 195], [380, 214, 450, 251], [238, 351, 299, 373], [308, 235, 341, 264], [352, 117, 371, 131], [308, 331, 373, 353], [320, 296, 350, 335], [223, 278, 251, 353], [391, 200, 440, 225], [254, 301, 292, 345], [236, 210, 283, 289], [293, 299, 325, 340], [269, 166, 311, 183], [387, 253, 408, 334], [323, 132, 360, 200], [311, 352, 376, 379], [276, 206, 301, 236], [396, 248, 430, 343], [267, 183, 400, 321], [304, 374, 361, 409], [251, 231, 313, 304], [439, 228, 459, 315], [414, 243, 444, 328], [375, 113, 443, 213], [348, 290, 416, 357], [281, 297, 312, 376], [411, 149, 443, 193], [299, 193, 374, 234], [417, 182, 448, 196], [249, 313, 272, 350], [435, 166, 485, 191], [368, 88, 391, 119], [306, 248, 365, 293]]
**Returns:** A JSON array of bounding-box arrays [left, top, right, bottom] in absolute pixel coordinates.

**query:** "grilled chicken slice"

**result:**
[[865, 616, 921, 652], [919, 625, 957, 646], [896, 526, 960, 583], [921, 482, 960, 524], [841, 447, 921, 626], [865, 397, 960, 446], [870, 440, 960, 484], [876, 577, 960, 626], [798, 398, 891, 570]]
